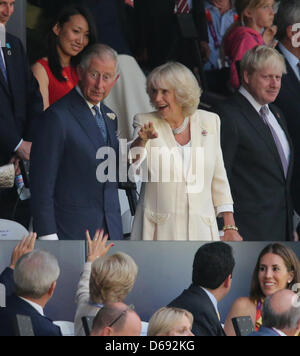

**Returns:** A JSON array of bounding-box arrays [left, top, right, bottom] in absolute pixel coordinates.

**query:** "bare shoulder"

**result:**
[[229, 297, 256, 316]]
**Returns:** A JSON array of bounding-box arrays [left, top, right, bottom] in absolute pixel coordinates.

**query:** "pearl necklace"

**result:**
[[172, 117, 190, 135]]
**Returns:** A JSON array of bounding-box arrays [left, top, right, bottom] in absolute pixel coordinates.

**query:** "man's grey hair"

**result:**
[[276, 0, 300, 42], [79, 43, 119, 77], [262, 294, 300, 330], [14, 250, 60, 299]]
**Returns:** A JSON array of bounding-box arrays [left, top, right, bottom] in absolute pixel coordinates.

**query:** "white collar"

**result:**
[[272, 328, 287, 336], [239, 86, 268, 114], [19, 297, 44, 316], [75, 85, 101, 111], [201, 287, 219, 316]]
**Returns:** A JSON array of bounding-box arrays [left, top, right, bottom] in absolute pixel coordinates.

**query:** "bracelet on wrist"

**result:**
[[223, 225, 239, 232]]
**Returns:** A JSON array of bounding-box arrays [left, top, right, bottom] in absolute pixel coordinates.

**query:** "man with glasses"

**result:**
[[30, 43, 123, 240], [90, 303, 141, 336]]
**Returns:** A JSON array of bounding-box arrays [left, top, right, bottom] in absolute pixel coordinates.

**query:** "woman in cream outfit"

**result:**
[[130, 62, 242, 241]]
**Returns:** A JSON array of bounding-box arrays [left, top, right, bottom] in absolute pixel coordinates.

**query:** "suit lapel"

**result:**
[[101, 104, 118, 148], [0, 46, 11, 95], [235, 94, 287, 178], [68, 89, 105, 151]]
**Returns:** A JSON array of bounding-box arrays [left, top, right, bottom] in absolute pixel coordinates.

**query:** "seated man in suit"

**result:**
[[30, 44, 123, 240], [215, 45, 294, 241], [249, 289, 300, 337], [0, 248, 62, 336], [274, 0, 300, 234], [90, 302, 142, 336], [0, 0, 43, 228], [168, 242, 235, 336]]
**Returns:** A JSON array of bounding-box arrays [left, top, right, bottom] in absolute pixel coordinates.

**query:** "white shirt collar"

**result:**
[[75, 85, 101, 112], [19, 297, 44, 316], [272, 328, 287, 336], [239, 86, 268, 114], [201, 287, 219, 316]]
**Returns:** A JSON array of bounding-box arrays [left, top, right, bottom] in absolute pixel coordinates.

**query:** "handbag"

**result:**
[[0, 163, 15, 188]]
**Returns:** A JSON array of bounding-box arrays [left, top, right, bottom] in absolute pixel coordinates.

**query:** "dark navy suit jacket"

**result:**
[[168, 284, 226, 336], [0, 295, 62, 336], [0, 33, 43, 166], [30, 88, 123, 240], [0, 267, 15, 297]]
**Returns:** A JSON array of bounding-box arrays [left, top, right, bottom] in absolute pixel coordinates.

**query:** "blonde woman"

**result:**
[[74, 230, 138, 336], [223, 0, 277, 89], [148, 307, 194, 336], [130, 61, 242, 241]]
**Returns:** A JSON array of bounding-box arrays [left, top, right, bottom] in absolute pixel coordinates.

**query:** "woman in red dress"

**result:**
[[32, 6, 97, 109]]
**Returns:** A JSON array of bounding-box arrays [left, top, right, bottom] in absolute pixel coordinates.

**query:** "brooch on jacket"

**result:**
[[6, 43, 11, 56], [107, 113, 116, 120], [201, 129, 208, 136]]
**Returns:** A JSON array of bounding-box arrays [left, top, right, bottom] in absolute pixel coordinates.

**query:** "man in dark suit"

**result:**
[[30, 44, 123, 240], [0, 0, 43, 227], [274, 0, 300, 230], [168, 242, 235, 336], [134, 0, 209, 71], [0, 242, 62, 336], [248, 289, 300, 337], [215, 45, 294, 241], [84, 0, 135, 55]]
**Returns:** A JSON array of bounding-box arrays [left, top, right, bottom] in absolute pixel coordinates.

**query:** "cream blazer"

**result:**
[[130, 110, 233, 241]]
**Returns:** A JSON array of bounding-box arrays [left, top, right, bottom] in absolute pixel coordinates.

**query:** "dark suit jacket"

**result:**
[[134, 0, 208, 69], [168, 284, 226, 336], [274, 46, 300, 215], [248, 326, 280, 337], [85, 0, 135, 55], [214, 93, 294, 241], [0, 267, 15, 297], [30, 89, 123, 240], [0, 33, 43, 166], [0, 295, 62, 336]]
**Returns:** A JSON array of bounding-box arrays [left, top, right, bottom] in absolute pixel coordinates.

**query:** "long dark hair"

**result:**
[[47, 5, 97, 81]]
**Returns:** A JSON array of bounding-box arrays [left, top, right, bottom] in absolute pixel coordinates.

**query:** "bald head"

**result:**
[[263, 289, 300, 335], [91, 302, 142, 336]]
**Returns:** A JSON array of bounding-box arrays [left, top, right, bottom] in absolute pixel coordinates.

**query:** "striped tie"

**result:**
[[176, 0, 190, 13]]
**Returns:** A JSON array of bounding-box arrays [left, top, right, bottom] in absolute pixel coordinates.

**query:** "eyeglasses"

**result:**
[[108, 304, 135, 328]]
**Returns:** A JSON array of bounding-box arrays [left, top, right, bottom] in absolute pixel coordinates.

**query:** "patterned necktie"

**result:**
[[0, 50, 7, 83], [176, 0, 190, 13], [260, 105, 288, 177], [93, 105, 108, 143]]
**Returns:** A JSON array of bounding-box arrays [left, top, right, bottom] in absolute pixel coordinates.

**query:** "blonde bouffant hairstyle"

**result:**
[[147, 307, 194, 336], [89, 252, 138, 304], [146, 62, 202, 117]]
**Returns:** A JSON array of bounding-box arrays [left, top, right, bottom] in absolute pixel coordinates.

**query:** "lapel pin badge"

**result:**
[[202, 130, 208, 136], [6, 43, 11, 55]]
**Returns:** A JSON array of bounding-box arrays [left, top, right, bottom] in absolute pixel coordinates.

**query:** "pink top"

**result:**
[[224, 26, 265, 89]]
